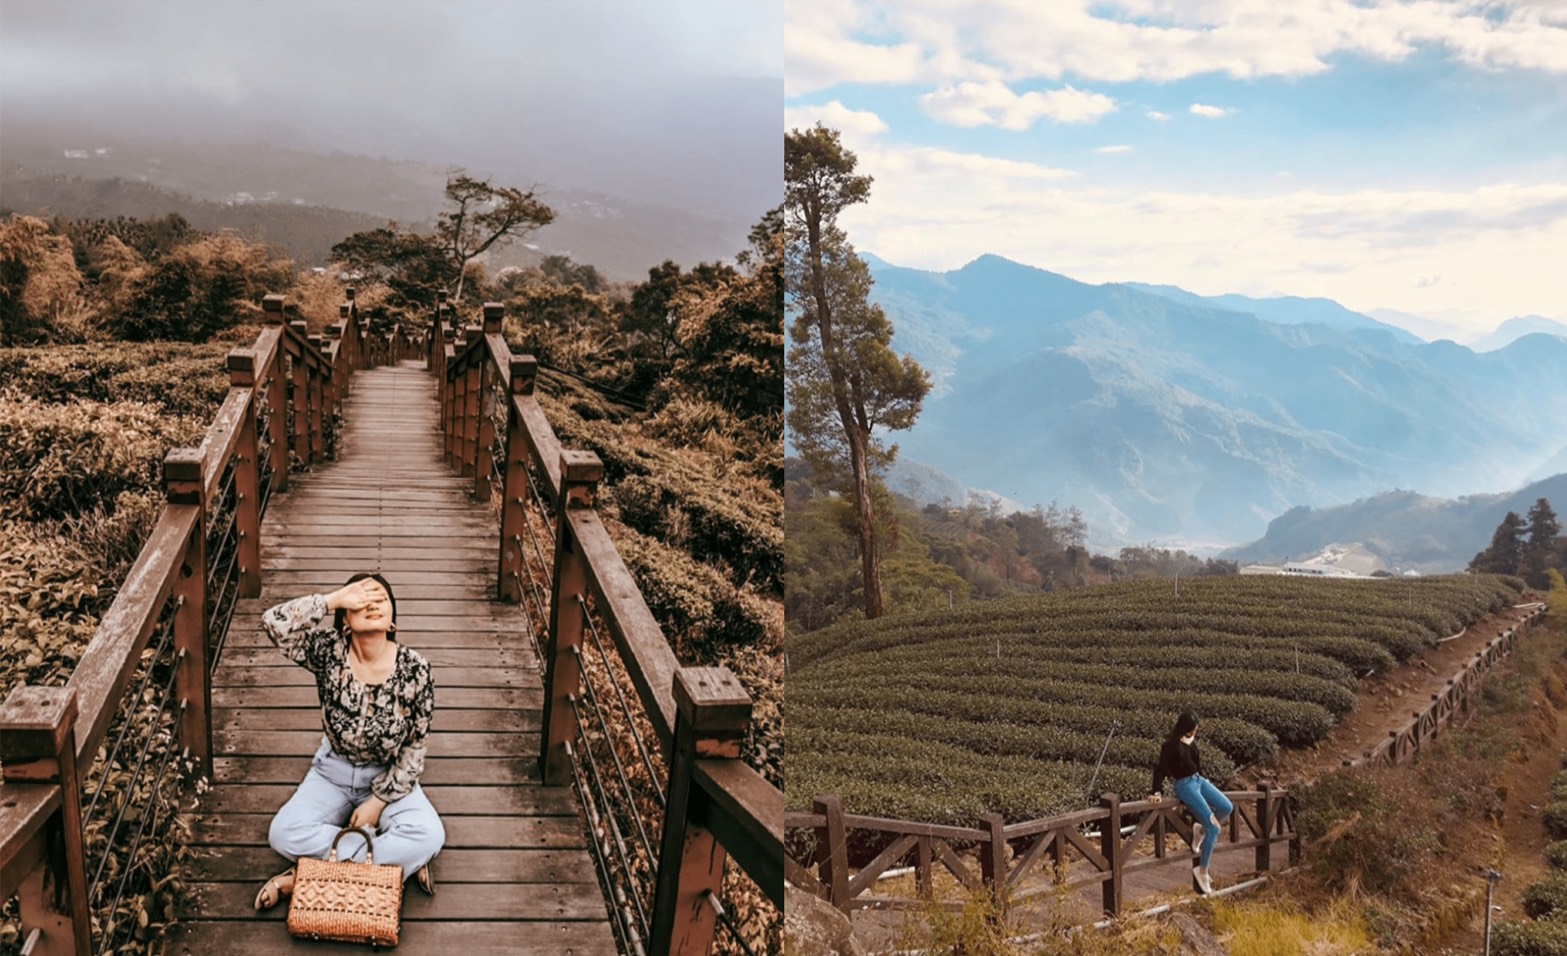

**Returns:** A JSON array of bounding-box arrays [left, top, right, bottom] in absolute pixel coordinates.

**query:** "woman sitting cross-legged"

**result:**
[[253, 572, 445, 910]]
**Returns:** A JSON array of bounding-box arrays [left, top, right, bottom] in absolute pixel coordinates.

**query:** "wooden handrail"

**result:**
[[788, 784, 1301, 918], [0, 288, 399, 955], [431, 301, 784, 954]]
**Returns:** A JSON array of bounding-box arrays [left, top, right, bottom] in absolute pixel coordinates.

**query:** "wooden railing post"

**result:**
[[165, 447, 212, 774], [304, 330, 325, 463], [288, 318, 310, 468], [462, 324, 482, 477], [979, 812, 1007, 914], [1099, 792, 1122, 916], [263, 296, 290, 493], [473, 304, 503, 499], [345, 286, 361, 370], [649, 667, 752, 956], [497, 355, 537, 603], [0, 687, 90, 956], [1256, 780, 1273, 873], [813, 794, 850, 912], [326, 319, 345, 407], [227, 349, 264, 599], [538, 450, 603, 785]]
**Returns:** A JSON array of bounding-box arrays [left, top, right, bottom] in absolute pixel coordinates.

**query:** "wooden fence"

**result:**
[[0, 295, 418, 956], [428, 296, 783, 955], [785, 786, 1298, 919], [1345, 604, 1549, 768]]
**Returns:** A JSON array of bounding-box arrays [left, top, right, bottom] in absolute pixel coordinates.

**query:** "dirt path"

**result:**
[[1255, 602, 1547, 787], [1437, 622, 1567, 952]]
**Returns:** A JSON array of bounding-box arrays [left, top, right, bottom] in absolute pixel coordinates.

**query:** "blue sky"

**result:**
[[786, 0, 1567, 339]]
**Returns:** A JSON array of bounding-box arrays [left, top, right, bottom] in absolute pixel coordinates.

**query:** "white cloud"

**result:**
[[1096, 144, 1134, 154], [784, 100, 890, 137], [919, 80, 1118, 128], [1146, 110, 1172, 121], [833, 139, 1567, 327], [785, 0, 1567, 92], [785, 0, 927, 96], [1189, 103, 1233, 118]]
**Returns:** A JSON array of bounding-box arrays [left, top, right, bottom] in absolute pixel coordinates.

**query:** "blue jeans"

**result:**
[[268, 739, 445, 879], [1173, 775, 1233, 869]]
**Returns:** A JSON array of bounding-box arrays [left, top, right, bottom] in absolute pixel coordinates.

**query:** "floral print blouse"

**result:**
[[262, 593, 434, 803]]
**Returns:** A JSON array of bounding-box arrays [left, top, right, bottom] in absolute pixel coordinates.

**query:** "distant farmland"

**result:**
[[786, 574, 1526, 826]]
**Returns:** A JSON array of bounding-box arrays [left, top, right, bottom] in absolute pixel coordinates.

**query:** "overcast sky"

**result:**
[[1, 0, 782, 220], [786, 0, 1567, 337]]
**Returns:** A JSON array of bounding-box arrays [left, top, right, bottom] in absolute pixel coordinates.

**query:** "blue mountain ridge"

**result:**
[[864, 253, 1567, 550]]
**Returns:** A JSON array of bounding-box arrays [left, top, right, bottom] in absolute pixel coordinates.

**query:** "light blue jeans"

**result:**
[[1173, 775, 1233, 869], [268, 738, 445, 879]]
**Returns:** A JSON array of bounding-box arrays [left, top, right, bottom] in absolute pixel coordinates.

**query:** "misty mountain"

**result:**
[[1125, 282, 1423, 345], [1221, 472, 1567, 573], [0, 131, 758, 277], [1470, 315, 1567, 353], [867, 254, 1567, 550]]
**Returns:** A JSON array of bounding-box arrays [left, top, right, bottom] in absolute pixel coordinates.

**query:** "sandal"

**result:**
[[254, 866, 296, 911], [415, 863, 436, 896]]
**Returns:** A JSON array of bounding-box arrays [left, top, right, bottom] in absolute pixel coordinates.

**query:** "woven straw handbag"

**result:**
[[287, 826, 404, 947]]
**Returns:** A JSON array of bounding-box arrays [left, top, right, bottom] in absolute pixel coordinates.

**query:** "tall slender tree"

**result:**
[[785, 125, 930, 619]]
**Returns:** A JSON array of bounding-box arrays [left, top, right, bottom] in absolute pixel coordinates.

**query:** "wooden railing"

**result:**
[[428, 297, 784, 956], [0, 292, 408, 956], [785, 785, 1300, 919], [1345, 603, 1549, 768]]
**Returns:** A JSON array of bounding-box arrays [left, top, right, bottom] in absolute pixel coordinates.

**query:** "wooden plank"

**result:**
[[215, 730, 533, 758], [256, 572, 489, 588], [212, 687, 541, 709], [212, 666, 536, 689], [188, 814, 587, 849], [170, 920, 617, 955], [213, 756, 539, 786], [213, 707, 538, 733], [201, 784, 575, 816], [261, 557, 494, 572], [236, 597, 519, 618], [182, 880, 608, 921], [219, 647, 533, 669], [188, 846, 593, 884]]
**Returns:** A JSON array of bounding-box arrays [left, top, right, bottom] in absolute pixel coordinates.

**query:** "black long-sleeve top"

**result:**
[[1151, 737, 1203, 794]]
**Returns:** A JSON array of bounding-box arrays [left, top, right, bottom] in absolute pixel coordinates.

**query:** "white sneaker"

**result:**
[[1193, 866, 1209, 894], [1200, 868, 1215, 895]]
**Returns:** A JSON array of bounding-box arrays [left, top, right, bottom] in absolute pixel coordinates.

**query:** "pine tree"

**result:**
[[1470, 510, 1527, 575], [1523, 498, 1563, 587]]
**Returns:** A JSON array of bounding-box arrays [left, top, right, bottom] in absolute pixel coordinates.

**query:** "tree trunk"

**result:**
[[802, 201, 884, 619], [848, 428, 883, 619]]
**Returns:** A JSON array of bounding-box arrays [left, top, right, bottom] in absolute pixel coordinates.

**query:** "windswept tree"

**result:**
[[438, 172, 554, 305], [785, 125, 930, 619]]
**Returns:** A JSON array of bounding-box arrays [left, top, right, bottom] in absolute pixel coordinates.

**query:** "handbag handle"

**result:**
[[326, 826, 377, 865]]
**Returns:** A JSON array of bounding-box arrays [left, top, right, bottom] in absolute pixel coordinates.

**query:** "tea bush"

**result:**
[[1494, 919, 1567, 956], [0, 393, 206, 521], [1524, 872, 1567, 920]]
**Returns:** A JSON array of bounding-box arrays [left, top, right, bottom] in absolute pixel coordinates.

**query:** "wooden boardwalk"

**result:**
[[174, 362, 618, 954]]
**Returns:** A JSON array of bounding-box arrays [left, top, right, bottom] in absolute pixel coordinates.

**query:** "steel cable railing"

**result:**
[[566, 707, 651, 956], [706, 893, 759, 956], [78, 591, 190, 955]]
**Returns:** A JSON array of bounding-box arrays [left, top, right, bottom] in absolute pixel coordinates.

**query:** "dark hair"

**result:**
[[333, 571, 398, 640], [1169, 711, 1200, 741]]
